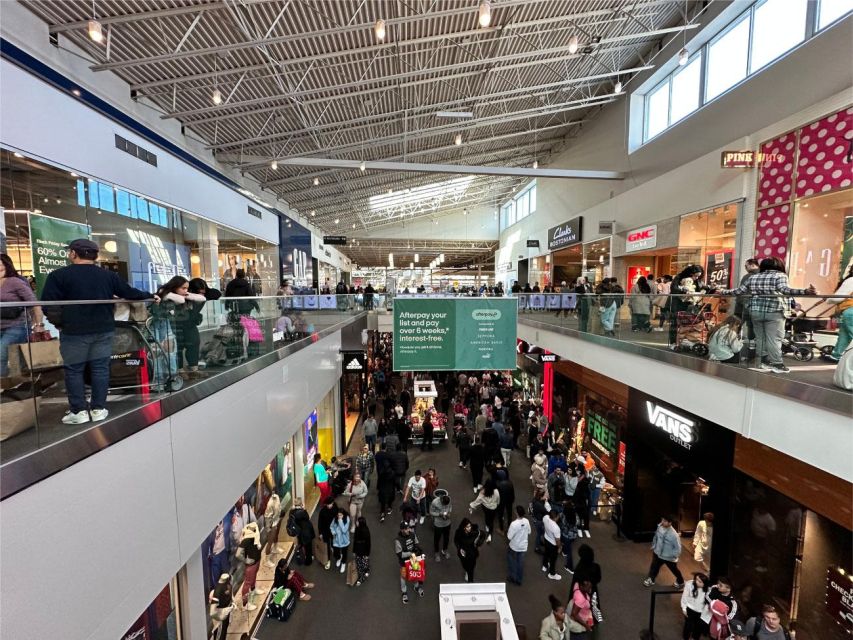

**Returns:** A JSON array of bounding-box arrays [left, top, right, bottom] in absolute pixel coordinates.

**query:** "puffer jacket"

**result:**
[[330, 516, 351, 548]]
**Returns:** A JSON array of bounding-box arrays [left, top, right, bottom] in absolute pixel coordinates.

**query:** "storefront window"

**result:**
[[789, 189, 852, 293], [0, 150, 279, 295], [123, 580, 181, 640], [583, 238, 611, 284], [677, 203, 738, 283], [528, 255, 550, 289]]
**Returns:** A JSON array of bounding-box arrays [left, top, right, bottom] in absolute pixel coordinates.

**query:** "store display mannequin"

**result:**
[[207, 518, 231, 590], [208, 573, 234, 639], [263, 493, 284, 566], [236, 522, 265, 610], [230, 496, 257, 552]]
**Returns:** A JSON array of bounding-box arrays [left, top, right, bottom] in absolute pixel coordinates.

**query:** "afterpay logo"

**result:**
[[472, 309, 502, 320]]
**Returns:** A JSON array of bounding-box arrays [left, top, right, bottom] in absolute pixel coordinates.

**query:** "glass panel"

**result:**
[[705, 15, 750, 101], [789, 190, 851, 294], [670, 54, 702, 124], [645, 80, 670, 140], [818, 0, 853, 28], [750, 0, 808, 73], [529, 184, 537, 213]]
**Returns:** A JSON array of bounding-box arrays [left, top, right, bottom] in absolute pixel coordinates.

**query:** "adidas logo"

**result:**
[[346, 359, 363, 370]]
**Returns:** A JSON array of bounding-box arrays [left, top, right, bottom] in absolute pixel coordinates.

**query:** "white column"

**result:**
[[177, 547, 209, 640]]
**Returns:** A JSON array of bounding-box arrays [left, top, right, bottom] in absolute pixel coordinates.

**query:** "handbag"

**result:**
[[0, 305, 23, 320], [591, 591, 604, 624], [313, 537, 329, 565], [346, 559, 358, 586]]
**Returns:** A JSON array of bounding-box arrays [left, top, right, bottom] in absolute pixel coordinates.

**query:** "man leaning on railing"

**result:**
[[40, 238, 153, 425]]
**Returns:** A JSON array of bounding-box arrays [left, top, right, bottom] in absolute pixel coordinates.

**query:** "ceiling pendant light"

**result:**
[[463, 208, 468, 215], [359, 161, 366, 172], [212, 88, 223, 105], [310, 210, 316, 217], [478, 0, 492, 28], [271, 160, 278, 170], [313, 177, 320, 186], [375, 19, 386, 42], [614, 79, 623, 93], [532, 159, 539, 169], [87, 19, 104, 43], [334, 218, 340, 224], [678, 47, 689, 66], [414, 253, 419, 263], [352, 223, 356, 229], [454, 133, 463, 146], [568, 35, 579, 55]]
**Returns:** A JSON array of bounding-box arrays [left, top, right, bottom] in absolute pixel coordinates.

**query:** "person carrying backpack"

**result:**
[[743, 605, 792, 640]]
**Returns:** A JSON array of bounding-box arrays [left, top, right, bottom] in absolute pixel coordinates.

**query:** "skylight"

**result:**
[[368, 176, 475, 217]]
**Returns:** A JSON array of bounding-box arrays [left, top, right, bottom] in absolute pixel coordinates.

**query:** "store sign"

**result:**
[[598, 221, 614, 235], [720, 150, 784, 168], [393, 297, 517, 371], [646, 401, 695, 450], [496, 262, 512, 273], [626, 225, 657, 252], [28, 213, 91, 293], [526, 239, 540, 248], [618, 441, 626, 475], [539, 353, 559, 363], [826, 566, 853, 630], [706, 251, 734, 289], [323, 235, 347, 245], [547, 217, 583, 251], [587, 408, 618, 455], [342, 351, 366, 372]]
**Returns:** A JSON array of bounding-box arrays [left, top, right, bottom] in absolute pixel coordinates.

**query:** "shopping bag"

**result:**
[[313, 538, 328, 566], [239, 315, 264, 343], [17, 339, 62, 370], [0, 377, 40, 441], [346, 559, 358, 586], [404, 556, 426, 582]]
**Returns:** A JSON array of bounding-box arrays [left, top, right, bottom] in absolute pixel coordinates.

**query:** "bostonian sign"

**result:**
[[547, 217, 583, 251]]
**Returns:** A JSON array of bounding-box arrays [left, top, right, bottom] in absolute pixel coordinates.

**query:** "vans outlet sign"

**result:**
[[626, 225, 657, 252], [646, 402, 696, 450], [547, 217, 583, 251]]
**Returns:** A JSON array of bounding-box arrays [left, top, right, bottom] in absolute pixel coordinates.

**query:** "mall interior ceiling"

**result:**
[[22, 0, 701, 266]]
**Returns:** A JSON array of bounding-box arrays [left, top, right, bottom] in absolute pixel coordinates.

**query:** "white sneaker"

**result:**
[[459, 461, 464, 467], [246, 603, 257, 611], [273, 546, 284, 553], [548, 573, 562, 581], [62, 410, 90, 425], [486, 534, 492, 544], [265, 559, 275, 568], [340, 563, 346, 574], [419, 516, 425, 525], [90, 408, 109, 422], [541, 566, 548, 572], [254, 586, 266, 595], [336, 558, 342, 567]]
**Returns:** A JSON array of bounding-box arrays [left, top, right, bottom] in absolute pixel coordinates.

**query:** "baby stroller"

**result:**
[[782, 309, 829, 361], [201, 316, 249, 368], [673, 305, 716, 356], [108, 319, 184, 393]]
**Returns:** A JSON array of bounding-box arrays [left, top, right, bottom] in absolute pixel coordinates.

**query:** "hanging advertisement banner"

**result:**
[[393, 297, 517, 371], [28, 213, 91, 293]]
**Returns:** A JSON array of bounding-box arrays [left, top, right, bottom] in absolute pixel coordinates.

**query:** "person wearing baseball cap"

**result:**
[[41, 238, 152, 425], [394, 519, 424, 604], [728, 619, 748, 639]]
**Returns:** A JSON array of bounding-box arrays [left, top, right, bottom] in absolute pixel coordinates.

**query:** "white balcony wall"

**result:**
[[0, 332, 343, 640]]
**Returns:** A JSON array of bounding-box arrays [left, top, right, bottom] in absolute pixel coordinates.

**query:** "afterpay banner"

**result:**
[[29, 213, 91, 293], [393, 297, 517, 371]]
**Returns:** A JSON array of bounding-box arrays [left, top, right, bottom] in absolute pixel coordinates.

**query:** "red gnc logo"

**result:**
[[628, 229, 655, 242]]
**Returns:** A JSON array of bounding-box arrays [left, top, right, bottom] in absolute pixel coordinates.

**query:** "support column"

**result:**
[[177, 547, 209, 640]]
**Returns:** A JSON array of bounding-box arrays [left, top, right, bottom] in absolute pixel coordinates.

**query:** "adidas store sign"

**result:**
[[346, 358, 363, 371], [343, 352, 365, 372]]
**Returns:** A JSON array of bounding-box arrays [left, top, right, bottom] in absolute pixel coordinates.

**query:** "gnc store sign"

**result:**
[[625, 224, 657, 252]]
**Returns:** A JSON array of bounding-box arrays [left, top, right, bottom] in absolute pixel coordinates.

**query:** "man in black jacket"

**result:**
[[224, 269, 259, 316], [316, 497, 337, 570], [394, 521, 424, 603], [390, 444, 409, 494], [41, 238, 151, 425], [290, 498, 316, 565]]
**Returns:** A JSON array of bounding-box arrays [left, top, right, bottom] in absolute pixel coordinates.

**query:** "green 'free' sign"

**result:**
[[393, 297, 518, 371]]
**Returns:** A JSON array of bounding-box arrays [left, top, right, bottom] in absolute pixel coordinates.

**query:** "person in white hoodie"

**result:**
[[506, 505, 531, 585], [681, 572, 709, 640]]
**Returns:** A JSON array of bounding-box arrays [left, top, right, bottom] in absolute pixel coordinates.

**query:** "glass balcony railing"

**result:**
[[511, 292, 851, 397], [0, 294, 367, 469]]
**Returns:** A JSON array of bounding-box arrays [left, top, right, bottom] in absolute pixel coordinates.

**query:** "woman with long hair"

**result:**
[[681, 572, 709, 639], [668, 265, 710, 347], [150, 276, 198, 381], [352, 516, 371, 586], [707, 316, 744, 363], [469, 479, 500, 543], [0, 253, 42, 376], [174, 277, 216, 378], [453, 517, 482, 583], [629, 276, 653, 332]]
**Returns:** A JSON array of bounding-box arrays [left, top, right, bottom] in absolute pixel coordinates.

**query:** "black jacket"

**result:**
[[454, 525, 482, 560], [292, 508, 315, 545], [224, 277, 259, 315], [390, 449, 409, 475], [318, 505, 336, 541], [353, 526, 371, 556]]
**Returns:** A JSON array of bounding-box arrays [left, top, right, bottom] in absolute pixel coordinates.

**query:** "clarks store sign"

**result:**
[[547, 217, 583, 251], [646, 401, 696, 450]]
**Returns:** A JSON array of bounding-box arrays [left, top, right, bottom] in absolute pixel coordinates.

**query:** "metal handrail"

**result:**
[[648, 587, 682, 636]]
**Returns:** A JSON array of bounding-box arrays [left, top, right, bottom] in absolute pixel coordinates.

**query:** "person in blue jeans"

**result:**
[[0, 254, 43, 376], [41, 239, 152, 425], [826, 264, 853, 362], [506, 505, 530, 585]]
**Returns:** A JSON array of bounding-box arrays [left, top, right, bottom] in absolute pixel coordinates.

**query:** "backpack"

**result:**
[[285, 511, 299, 537], [749, 618, 791, 640], [266, 587, 296, 622], [560, 513, 578, 542]]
